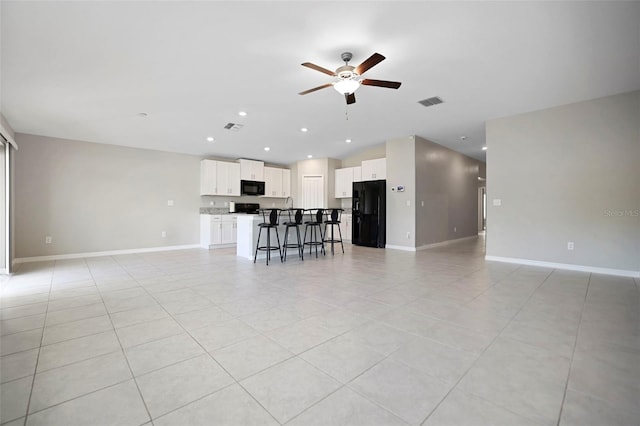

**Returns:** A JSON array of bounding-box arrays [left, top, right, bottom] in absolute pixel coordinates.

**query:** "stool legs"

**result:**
[[254, 226, 283, 265], [283, 225, 303, 262]]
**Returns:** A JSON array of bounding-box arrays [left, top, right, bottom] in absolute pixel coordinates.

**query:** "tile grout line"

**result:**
[[555, 272, 592, 426], [21, 261, 55, 426], [418, 265, 556, 426]]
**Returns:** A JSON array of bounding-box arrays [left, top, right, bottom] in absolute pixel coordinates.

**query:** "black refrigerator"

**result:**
[[352, 180, 386, 248]]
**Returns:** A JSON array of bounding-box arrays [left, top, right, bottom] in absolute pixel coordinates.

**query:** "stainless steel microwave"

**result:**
[[240, 180, 265, 196]]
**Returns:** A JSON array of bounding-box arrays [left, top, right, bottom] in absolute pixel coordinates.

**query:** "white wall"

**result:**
[[14, 134, 202, 258], [486, 90, 640, 275]]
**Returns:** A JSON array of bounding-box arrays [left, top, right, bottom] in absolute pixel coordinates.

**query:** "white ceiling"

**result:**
[[2, 1, 639, 165]]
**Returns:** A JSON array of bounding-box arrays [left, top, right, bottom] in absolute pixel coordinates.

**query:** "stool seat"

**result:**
[[303, 208, 325, 258], [254, 209, 282, 265]]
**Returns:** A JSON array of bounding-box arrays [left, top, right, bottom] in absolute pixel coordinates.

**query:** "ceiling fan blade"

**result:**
[[355, 53, 385, 75], [361, 79, 402, 89], [298, 83, 333, 95], [345, 93, 356, 105], [301, 62, 336, 76]]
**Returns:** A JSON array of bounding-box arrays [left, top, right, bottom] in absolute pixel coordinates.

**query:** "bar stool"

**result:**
[[281, 208, 304, 261], [254, 208, 282, 265], [323, 208, 344, 255], [303, 208, 325, 258]]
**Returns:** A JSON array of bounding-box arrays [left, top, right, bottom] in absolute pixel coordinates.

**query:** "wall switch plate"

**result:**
[[454, 227, 457, 233], [421, 201, 424, 207], [567, 242, 574, 250], [210, 201, 214, 206], [493, 199, 502, 206], [406, 200, 411, 207], [45, 236, 52, 244], [406, 232, 410, 239], [161, 231, 166, 238], [167, 200, 174, 206]]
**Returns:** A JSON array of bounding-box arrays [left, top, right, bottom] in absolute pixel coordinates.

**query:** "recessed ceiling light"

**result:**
[[238, 111, 247, 116], [345, 139, 352, 143], [301, 128, 308, 132], [460, 136, 467, 141], [264, 147, 270, 151], [206, 136, 214, 142], [137, 112, 148, 117], [307, 154, 313, 159], [482, 146, 488, 151]]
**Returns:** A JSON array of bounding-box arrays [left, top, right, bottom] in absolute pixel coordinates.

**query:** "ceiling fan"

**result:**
[[299, 52, 401, 105]]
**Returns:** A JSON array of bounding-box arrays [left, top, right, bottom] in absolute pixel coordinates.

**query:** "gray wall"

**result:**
[[385, 136, 416, 248], [341, 143, 386, 168], [486, 90, 640, 273], [14, 134, 202, 258], [384, 135, 481, 249], [414, 136, 481, 247]]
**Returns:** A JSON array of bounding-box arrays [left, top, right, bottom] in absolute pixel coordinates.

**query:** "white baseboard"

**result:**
[[13, 244, 202, 265], [386, 236, 478, 252], [385, 245, 416, 252], [485, 255, 640, 278], [416, 235, 478, 251]]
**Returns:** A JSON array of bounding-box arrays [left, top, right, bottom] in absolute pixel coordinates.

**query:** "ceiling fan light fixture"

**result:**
[[333, 79, 360, 95]]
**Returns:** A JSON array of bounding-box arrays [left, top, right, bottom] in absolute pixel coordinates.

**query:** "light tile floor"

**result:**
[[1, 237, 639, 426]]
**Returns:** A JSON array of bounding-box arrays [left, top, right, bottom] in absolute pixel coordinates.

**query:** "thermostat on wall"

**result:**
[[391, 185, 405, 192]]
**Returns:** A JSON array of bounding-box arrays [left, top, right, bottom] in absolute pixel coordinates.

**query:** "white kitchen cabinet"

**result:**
[[361, 158, 386, 180], [335, 168, 354, 198], [200, 160, 240, 196], [200, 215, 237, 248], [239, 159, 264, 181], [217, 161, 241, 196], [282, 169, 291, 198], [340, 213, 352, 241], [263, 167, 290, 198], [353, 166, 362, 182], [200, 160, 217, 195]]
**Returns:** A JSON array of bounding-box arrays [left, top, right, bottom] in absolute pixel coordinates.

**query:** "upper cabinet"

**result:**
[[335, 167, 354, 198], [263, 166, 291, 198], [200, 160, 241, 196], [239, 159, 264, 181], [282, 169, 291, 198], [216, 161, 241, 196], [200, 160, 217, 195], [361, 158, 386, 180], [335, 166, 364, 198]]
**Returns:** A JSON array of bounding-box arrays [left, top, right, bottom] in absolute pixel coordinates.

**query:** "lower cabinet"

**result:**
[[200, 215, 237, 248], [339, 213, 352, 242]]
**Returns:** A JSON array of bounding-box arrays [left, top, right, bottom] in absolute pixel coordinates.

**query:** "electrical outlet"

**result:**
[[167, 200, 174, 206], [406, 232, 410, 239], [161, 231, 166, 238], [406, 200, 411, 207], [454, 227, 457, 233], [45, 236, 52, 244], [567, 242, 574, 250], [421, 201, 424, 207], [210, 201, 214, 206], [493, 199, 502, 206]]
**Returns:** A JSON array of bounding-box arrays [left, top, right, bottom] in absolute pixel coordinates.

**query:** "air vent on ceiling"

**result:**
[[418, 96, 443, 107], [224, 123, 244, 131]]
